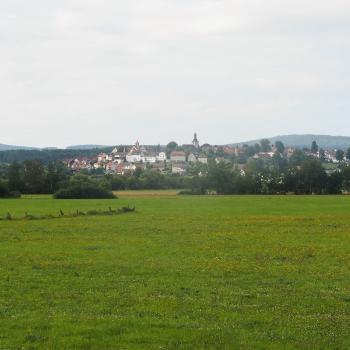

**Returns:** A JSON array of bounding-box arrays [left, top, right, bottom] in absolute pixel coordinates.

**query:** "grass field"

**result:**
[[1, 193, 350, 349], [116, 190, 180, 198]]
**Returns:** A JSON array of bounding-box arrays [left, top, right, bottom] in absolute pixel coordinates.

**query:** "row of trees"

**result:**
[[5, 161, 70, 194], [107, 170, 186, 190], [239, 140, 350, 164], [0, 160, 188, 197], [2, 149, 350, 197], [184, 158, 350, 195]]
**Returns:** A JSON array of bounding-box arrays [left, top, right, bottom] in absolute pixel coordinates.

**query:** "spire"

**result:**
[[192, 132, 199, 149]]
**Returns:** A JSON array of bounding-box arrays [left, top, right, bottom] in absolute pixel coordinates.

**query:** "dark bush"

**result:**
[[0, 180, 21, 198], [53, 174, 116, 199]]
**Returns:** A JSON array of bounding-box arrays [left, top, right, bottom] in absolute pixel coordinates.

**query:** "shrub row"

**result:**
[[1, 206, 136, 221]]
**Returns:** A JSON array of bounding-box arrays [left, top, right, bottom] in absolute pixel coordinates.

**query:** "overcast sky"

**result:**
[[1, 0, 349, 147]]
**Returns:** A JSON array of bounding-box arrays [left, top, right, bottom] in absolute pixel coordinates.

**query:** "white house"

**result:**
[[126, 154, 142, 163], [188, 153, 197, 163], [198, 155, 208, 164], [141, 155, 156, 163], [98, 153, 112, 162], [170, 151, 186, 162], [156, 152, 167, 162]]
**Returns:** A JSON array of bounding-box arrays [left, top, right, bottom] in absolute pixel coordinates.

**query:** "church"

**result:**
[[192, 133, 200, 149]]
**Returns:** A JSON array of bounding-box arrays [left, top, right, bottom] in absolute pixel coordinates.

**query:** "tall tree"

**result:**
[[260, 139, 271, 152], [326, 172, 343, 194], [7, 162, 24, 192], [319, 149, 326, 162], [300, 159, 327, 194], [289, 149, 307, 166], [336, 149, 345, 162], [244, 145, 257, 157], [207, 160, 234, 194], [166, 141, 178, 156], [274, 141, 285, 154], [23, 160, 46, 194], [346, 148, 350, 160], [45, 161, 69, 193], [342, 166, 350, 192], [311, 141, 319, 154], [272, 152, 288, 172], [166, 141, 178, 151]]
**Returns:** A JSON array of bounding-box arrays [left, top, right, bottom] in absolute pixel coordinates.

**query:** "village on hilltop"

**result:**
[[65, 133, 345, 176]]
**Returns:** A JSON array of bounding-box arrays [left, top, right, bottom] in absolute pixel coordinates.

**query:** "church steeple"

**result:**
[[192, 132, 199, 149]]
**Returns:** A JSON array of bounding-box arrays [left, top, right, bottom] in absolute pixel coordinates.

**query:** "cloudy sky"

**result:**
[[1, 0, 349, 147]]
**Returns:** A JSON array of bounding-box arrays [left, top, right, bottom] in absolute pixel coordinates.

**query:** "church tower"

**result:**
[[192, 133, 199, 149]]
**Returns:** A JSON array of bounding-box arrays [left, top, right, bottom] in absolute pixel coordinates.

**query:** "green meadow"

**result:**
[[1, 193, 350, 349]]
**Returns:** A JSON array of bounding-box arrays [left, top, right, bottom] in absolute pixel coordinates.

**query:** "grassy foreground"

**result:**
[[1, 194, 350, 349]]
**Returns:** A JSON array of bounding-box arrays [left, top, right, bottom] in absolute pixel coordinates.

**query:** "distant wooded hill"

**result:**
[[2, 134, 350, 160], [0, 144, 110, 151], [66, 145, 111, 150], [0, 144, 39, 151], [0, 147, 114, 164], [232, 135, 350, 150]]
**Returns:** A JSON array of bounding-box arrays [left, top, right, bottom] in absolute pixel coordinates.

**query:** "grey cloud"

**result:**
[[0, 0, 349, 147]]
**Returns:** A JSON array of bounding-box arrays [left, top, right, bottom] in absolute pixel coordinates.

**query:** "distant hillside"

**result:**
[[232, 135, 350, 150], [0, 147, 114, 164], [0, 144, 38, 151], [0, 144, 111, 151], [66, 145, 111, 150]]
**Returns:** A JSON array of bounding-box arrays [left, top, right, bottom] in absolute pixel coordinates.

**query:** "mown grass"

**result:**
[[1, 194, 350, 349], [115, 189, 180, 198]]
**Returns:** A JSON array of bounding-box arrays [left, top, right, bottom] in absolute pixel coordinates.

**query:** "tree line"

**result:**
[[184, 156, 350, 195], [1, 144, 350, 197], [0, 160, 187, 198]]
